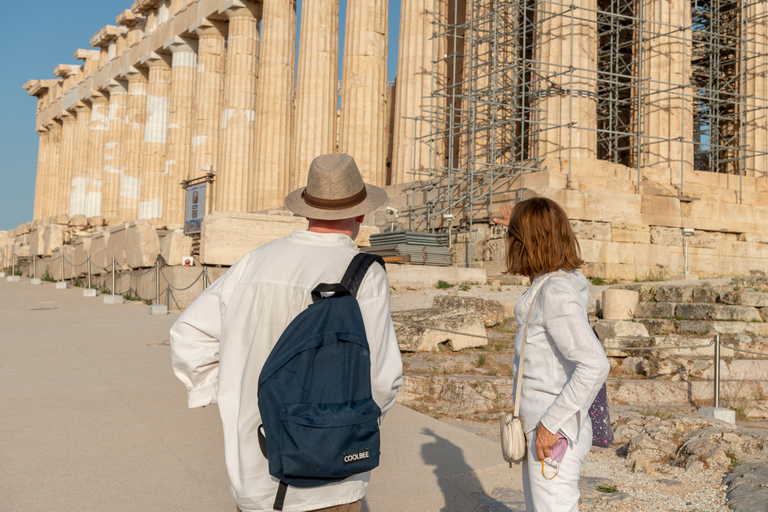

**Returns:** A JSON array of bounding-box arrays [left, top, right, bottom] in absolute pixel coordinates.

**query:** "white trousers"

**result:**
[[521, 419, 592, 512]]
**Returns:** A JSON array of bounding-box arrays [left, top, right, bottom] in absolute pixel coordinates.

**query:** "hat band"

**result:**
[[301, 187, 368, 211]]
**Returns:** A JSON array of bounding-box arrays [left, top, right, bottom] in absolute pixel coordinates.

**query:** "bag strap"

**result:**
[[340, 253, 386, 298], [513, 274, 557, 419]]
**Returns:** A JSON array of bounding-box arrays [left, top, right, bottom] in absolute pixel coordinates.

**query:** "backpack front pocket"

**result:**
[[277, 399, 381, 481]]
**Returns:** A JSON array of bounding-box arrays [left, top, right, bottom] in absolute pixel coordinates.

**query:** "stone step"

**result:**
[[634, 301, 766, 323], [398, 374, 768, 419], [637, 317, 768, 337], [615, 278, 768, 303], [614, 356, 768, 381]]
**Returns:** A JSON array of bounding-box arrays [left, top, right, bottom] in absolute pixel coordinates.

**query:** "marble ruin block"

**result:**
[[29, 228, 45, 257], [90, 231, 111, 274], [125, 220, 160, 268], [159, 231, 193, 266], [106, 223, 129, 270], [74, 237, 93, 277], [43, 224, 65, 256], [51, 245, 75, 281], [70, 215, 88, 229], [200, 212, 307, 266]]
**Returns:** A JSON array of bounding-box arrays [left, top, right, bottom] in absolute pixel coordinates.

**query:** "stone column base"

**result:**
[[698, 407, 735, 424]]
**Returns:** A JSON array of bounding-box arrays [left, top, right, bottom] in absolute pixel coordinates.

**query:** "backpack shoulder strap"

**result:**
[[340, 253, 386, 299]]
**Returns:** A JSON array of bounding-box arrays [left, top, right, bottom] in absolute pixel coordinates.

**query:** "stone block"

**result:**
[[55, 282, 68, 289], [43, 224, 65, 257], [88, 216, 105, 227], [125, 220, 160, 268], [83, 288, 97, 297], [761, 308, 768, 322], [570, 220, 612, 241], [721, 291, 768, 308], [737, 232, 768, 244], [594, 320, 649, 340], [636, 318, 676, 335], [634, 302, 676, 319], [74, 237, 93, 278], [200, 212, 308, 266], [675, 303, 762, 322], [159, 231, 193, 266], [697, 407, 735, 425], [611, 224, 650, 243], [51, 245, 75, 281], [105, 216, 124, 227], [387, 265, 487, 291], [29, 228, 44, 257], [70, 215, 88, 228], [650, 226, 683, 246], [103, 295, 124, 304], [602, 289, 639, 319], [391, 308, 487, 352], [106, 223, 129, 270], [578, 239, 602, 262], [90, 232, 111, 274], [604, 263, 637, 282], [29, 278, 42, 285], [655, 285, 693, 303], [53, 214, 70, 225], [6, 275, 20, 282], [689, 232, 717, 249], [692, 287, 720, 303], [432, 296, 505, 327], [148, 304, 168, 315]]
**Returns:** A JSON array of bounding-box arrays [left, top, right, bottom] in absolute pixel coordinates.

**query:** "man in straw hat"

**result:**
[[170, 154, 403, 512]]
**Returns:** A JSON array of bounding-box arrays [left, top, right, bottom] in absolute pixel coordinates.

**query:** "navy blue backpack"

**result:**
[[257, 253, 385, 510]]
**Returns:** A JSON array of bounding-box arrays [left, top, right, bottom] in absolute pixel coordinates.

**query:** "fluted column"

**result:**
[[340, 0, 388, 187], [58, 112, 77, 217], [103, 80, 129, 219], [745, 1, 768, 178], [121, 68, 149, 221], [216, 2, 261, 213], [32, 127, 48, 220], [391, 0, 445, 184], [291, 0, 338, 189], [85, 92, 110, 217], [44, 122, 63, 218], [639, 0, 692, 171], [191, 21, 227, 187], [70, 102, 92, 216], [252, 0, 296, 210], [164, 37, 198, 224], [140, 55, 172, 220]]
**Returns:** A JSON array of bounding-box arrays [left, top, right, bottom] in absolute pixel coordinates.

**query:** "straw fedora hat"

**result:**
[[285, 153, 388, 220]]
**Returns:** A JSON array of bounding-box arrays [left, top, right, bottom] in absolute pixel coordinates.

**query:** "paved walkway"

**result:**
[[0, 277, 523, 512]]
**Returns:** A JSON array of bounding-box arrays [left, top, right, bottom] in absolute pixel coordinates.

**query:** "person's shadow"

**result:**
[[420, 428, 523, 512]]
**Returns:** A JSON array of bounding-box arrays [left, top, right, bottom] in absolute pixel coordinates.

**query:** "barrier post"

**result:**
[[30, 252, 42, 285], [87, 256, 91, 289], [112, 257, 116, 296], [148, 254, 169, 315], [103, 256, 123, 304], [714, 334, 721, 408], [203, 267, 208, 290], [155, 258, 160, 306]]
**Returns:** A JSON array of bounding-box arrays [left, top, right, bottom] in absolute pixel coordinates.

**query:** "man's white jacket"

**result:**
[[170, 230, 403, 512]]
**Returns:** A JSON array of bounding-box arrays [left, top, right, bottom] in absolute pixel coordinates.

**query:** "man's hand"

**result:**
[[492, 204, 513, 228], [535, 422, 559, 461]]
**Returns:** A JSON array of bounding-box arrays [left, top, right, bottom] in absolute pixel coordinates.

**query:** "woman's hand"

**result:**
[[492, 204, 513, 227], [535, 422, 559, 461]]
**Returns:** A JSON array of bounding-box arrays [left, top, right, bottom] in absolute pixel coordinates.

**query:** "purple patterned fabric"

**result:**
[[589, 383, 614, 447]]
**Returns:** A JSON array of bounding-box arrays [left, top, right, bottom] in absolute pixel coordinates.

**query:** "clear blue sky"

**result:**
[[0, 0, 401, 231]]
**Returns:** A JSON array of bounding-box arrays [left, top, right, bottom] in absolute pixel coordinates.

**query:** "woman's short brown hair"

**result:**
[[504, 197, 583, 277]]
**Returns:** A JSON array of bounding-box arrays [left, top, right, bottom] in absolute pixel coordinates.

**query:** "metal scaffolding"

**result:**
[[403, 0, 768, 251]]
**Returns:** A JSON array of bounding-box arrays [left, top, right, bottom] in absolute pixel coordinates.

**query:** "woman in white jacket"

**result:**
[[495, 197, 610, 512]]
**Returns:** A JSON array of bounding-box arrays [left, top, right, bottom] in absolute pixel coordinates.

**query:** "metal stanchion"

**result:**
[[30, 252, 41, 285], [56, 251, 67, 289], [83, 255, 96, 297], [148, 255, 168, 315], [8, 249, 21, 282], [202, 267, 208, 290], [714, 333, 721, 409], [103, 256, 123, 304]]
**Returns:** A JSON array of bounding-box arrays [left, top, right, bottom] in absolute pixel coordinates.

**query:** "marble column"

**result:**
[[70, 101, 92, 216], [340, 0, 388, 187], [191, 20, 227, 187], [121, 68, 149, 221], [252, 0, 296, 211], [292, 0, 338, 190], [44, 122, 62, 218], [58, 112, 77, 217], [216, 2, 261, 213], [85, 92, 110, 217], [639, 0, 692, 171], [391, 0, 445, 184], [32, 127, 48, 220], [140, 55, 172, 220], [164, 37, 198, 224], [103, 80, 129, 219], [745, 1, 768, 178]]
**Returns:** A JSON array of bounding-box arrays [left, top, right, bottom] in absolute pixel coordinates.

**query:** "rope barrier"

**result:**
[[729, 345, 768, 357], [159, 266, 205, 291]]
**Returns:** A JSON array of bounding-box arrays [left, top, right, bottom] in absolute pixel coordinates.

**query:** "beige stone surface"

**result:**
[[139, 56, 171, 220], [70, 214, 88, 229], [43, 225, 66, 256], [51, 246, 76, 281], [70, 102, 92, 216], [612, 224, 651, 243], [84, 93, 110, 217], [73, 237, 93, 278], [90, 231, 111, 274], [125, 219, 161, 268], [392, 308, 488, 352], [216, 3, 261, 213], [252, 0, 295, 211], [29, 228, 45, 257], [121, 68, 149, 221], [159, 231, 193, 266], [102, 80, 129, 219], [340, 0, 388, 187], [602, 289, 639, 320], [291, 0, 338, 190], [200, 212, 306, 265], [106, 223, 129, 270]]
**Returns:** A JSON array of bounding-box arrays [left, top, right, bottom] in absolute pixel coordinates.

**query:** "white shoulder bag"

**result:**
[[500, 275, 555, 468]]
